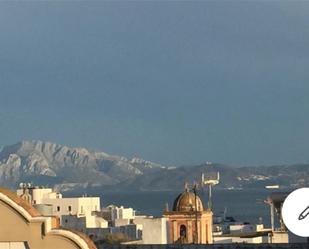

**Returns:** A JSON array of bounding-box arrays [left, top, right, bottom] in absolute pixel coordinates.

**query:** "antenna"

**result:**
[[201, 171, 220, 210]]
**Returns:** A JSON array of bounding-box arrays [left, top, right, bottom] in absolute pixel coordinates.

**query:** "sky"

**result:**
[[0, 1, 309, 167]]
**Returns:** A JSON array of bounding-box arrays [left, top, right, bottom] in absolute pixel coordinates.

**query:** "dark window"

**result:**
[[68, 206, 72, 212], [180, 225, 187, 238], [57, 206, 60, 212]]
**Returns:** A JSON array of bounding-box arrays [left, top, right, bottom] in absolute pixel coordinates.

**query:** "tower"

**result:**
[[163, 186, 213, 244]]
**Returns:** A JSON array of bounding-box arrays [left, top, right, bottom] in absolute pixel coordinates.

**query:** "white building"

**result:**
[[17, 185, 100, 218], [229, 224, 264, 234], [214, 235, 269, 244], [43, 195, 100, 217], [101, 204, 136, 227], [62, 214, 108, 229], [99, 205, 168, 244], [102, 205, 135, 220], [134, 216, 169, 244]]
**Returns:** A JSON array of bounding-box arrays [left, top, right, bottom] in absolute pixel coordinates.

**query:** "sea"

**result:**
[[99, 189, 278, 227]]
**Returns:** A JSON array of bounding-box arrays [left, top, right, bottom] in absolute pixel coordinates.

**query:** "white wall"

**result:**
[[104, 205, 135, 221], [115, 218, 131, 227], [32, 188, 54, 204], [62, 214, 108, 229], [0, 242, 28, 249], [214, 236, 268, 244], [134, 217, 168, 244], [229, 224, 256, 234], [42, 197, 100, 217], [17, 187, 100, 218], [119, 207, 135, 219], [271, 232, 289, 243]]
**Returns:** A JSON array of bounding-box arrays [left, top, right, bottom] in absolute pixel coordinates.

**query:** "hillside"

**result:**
[[0, 140, 165, 190], [0, 140, 308, 192]]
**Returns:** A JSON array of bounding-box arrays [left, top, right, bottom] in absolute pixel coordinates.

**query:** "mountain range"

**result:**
[[0, 140, 308, 193]]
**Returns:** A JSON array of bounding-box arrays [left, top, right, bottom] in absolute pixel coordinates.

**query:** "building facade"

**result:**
[[0, 187, 96, 249], [134, 217, 169, 244], [163, 188, 213, 244], [17, 185, 100, 218]]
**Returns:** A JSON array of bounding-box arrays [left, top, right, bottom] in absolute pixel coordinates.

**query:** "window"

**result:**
[[68, 206, 72, 212], [57, 206, 60, 212], [180, 225, 187, 238]]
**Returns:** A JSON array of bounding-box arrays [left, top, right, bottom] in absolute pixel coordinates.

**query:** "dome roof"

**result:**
[[172, 190, 204, 212]]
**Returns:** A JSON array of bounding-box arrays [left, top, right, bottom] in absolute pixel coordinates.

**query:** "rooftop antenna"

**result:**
[[202, 172, 220, 210]]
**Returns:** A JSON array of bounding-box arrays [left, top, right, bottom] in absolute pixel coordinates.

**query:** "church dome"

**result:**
[[172, 189, 204, 212]]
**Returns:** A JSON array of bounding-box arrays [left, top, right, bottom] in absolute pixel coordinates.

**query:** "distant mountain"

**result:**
[[0, 140, 308, 193], [126, 163, 309, 191], [0, 140, 165, 190]]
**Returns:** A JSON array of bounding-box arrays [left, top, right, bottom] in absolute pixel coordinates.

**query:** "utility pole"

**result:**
[[193, 183, 199, 244]]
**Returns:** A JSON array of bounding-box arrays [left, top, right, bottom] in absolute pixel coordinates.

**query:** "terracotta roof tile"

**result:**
[[0, 187, 41, 217], [0, 187, 97, 249]]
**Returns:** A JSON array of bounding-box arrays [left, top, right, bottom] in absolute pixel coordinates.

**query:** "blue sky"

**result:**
[[0, 1, 309, 166]]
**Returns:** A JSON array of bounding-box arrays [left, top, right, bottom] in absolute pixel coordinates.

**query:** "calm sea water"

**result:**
[[100, 189, 275, 227]]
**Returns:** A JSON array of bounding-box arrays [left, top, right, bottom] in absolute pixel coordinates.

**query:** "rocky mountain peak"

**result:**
[[0, 140, 165, 189], [0, 140, 307, 192]]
